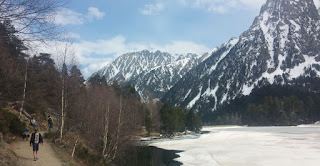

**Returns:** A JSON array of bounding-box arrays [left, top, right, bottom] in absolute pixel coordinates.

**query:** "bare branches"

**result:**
[[54, 40, 76, 72], [0, 0, 67, 41]]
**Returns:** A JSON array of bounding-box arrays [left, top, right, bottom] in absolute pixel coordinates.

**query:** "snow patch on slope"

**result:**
[[242, 84, 255, 96], [260, 11, 276, 69], [209, 38, 239, 74], [314, 0, 320, 13], [288, 55, 320, 79], [184, 89, 192, 100], [289, 20, 301, 32], [187, 86, 203, 109], [201, 81, 219, 110], [212, 86, 219, 110]]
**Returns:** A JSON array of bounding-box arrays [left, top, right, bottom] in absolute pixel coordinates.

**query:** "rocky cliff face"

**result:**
[[162, 0, 320, 112], [90, 50, 200, 101]]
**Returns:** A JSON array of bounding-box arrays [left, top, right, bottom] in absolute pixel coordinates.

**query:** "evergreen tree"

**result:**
[[211, 84, 320, 126], [185, 109, 202, 132], [145, 109, 152, 136]]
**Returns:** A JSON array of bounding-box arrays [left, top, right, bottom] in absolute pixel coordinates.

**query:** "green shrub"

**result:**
[[9, 116, 26, 135], [0, 110, 25, 135], [89, 155, 105, 166], [0, 102, 7, 107], [0, 121, 6, 133], [75, 144, 89, 160], [75, 144, 108, 166], [44, 131, 58, 139]]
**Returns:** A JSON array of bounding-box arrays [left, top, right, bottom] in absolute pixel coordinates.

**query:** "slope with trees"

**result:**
[[0, 18, 162, 166], [208, 83, 320, 126], [160, 104, 202, 135]]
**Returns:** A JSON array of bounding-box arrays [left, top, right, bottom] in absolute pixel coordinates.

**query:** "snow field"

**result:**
[[151, 126, 320, 166]]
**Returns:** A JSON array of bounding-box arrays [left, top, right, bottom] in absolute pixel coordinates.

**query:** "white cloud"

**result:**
[[30, 35, 210, 78], [239, 0, 267, 9], [80, 58, 113, 77], [54, 8, 84, 25], [74, 35, 209, 58], [63, 32, 81, 39], [141, 3, 164, 15], [87, 7, 105, 20], [185, 0, 266, 13], [53, 7, 105, 25], [148, 41, 210, 55]]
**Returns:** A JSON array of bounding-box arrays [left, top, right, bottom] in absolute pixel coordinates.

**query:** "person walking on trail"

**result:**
[[30, 116, 36, 129], [48, 115, 54, 131], [30, 128, 43, 161]]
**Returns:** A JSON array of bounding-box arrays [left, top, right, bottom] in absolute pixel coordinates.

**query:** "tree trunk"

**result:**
[[102, 101, 110, 157], [64, 91, 68, 128], [71, 135, 79, 158], [60, 77, 65, 141], [19, 61, 28, 118], [112, 91, 122, 160]]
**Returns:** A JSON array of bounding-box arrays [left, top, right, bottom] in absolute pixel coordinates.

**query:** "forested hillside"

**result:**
[[0, 13, 203, 165], [0, 19, 146, 164], [207, 82, 320, 126]]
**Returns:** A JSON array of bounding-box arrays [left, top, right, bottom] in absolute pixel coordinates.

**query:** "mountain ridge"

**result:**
[[89, 50, 201, 101], [162, 0, 320, 113]]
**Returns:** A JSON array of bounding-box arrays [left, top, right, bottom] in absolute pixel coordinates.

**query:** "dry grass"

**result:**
[[50, 141, 85, 166], [0, 142, 19, 166]]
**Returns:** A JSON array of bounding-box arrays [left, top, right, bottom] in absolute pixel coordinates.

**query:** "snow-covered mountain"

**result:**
[[90, 50, 201, 101], [162, 0, 320, 112]]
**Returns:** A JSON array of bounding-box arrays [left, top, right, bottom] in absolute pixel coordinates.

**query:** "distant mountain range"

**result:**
[[90, 50, 210, 101], [91, 0, 320, 114]]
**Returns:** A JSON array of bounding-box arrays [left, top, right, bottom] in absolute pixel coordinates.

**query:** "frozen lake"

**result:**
[[151, 125, 320, 166]]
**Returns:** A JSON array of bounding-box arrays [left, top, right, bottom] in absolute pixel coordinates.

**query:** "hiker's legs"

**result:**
[[32, 143, 39, 160], [33, 151, 37, 158], [49, 123, 52, 131]]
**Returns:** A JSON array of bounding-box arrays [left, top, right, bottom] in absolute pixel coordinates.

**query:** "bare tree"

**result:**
[[71, 81, 146, 164], [71, 134, 79, 158], [102, 94, 110, 157], [0, 0, 66, 41], [146, 98, 162, 132], [55, 42, 75, 141], [19, 58, 28, 118], [112, 90, 122, 160]]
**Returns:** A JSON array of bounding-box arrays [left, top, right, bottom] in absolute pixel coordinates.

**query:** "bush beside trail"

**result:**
[[0, 108, 26, 136]]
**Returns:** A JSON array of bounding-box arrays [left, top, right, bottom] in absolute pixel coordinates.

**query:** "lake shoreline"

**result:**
[[150, 125, 320, 166]]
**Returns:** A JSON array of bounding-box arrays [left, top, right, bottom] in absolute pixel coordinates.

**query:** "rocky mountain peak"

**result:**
[[162, 0, 320, 113]]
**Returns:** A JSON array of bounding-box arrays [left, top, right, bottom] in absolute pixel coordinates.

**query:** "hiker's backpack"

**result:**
[[48, 118, 53, 124]]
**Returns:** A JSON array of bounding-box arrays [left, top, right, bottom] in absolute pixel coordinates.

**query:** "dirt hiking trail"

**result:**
[[10, 132, 64, 166]]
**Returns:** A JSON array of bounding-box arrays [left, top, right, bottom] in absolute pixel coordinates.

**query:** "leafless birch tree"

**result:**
[[19, 58, 28, 117], [55, 42, 75, 141]]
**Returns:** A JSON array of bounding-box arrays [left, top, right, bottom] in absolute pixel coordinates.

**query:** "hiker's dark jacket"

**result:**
[[30, 133, 43, 145], [48, 117, 54, 124]]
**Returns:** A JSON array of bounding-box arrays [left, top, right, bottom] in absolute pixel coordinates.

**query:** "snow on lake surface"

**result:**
[[151, 126, 320, 166]]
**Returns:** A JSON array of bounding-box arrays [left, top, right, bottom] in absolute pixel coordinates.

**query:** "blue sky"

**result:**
[[42, 0, 267, 78]]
